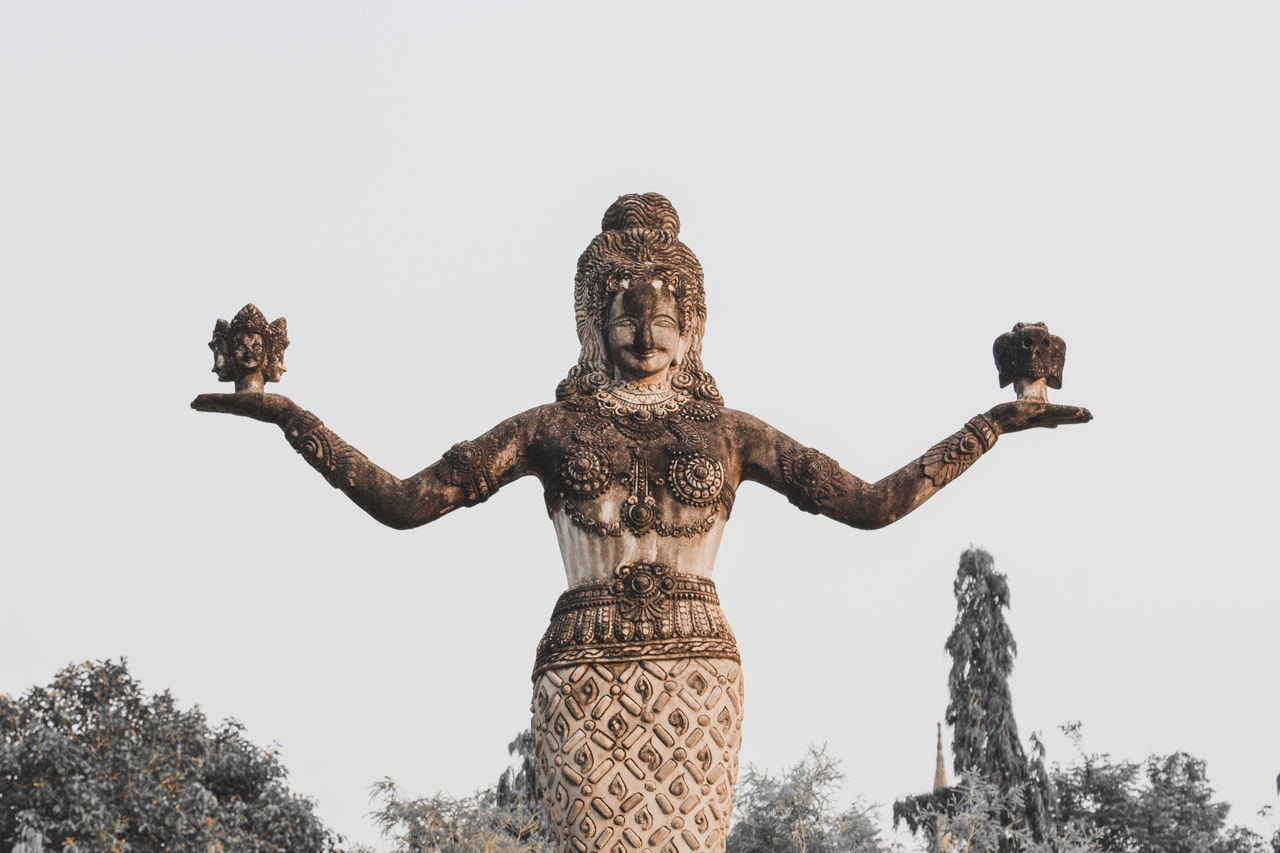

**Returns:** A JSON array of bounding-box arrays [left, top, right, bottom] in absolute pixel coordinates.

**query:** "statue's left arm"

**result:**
[[733, 401, 1090, 529]]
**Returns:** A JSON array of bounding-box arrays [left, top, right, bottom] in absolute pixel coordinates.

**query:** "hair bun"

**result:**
[[601, 193, 681, 235]]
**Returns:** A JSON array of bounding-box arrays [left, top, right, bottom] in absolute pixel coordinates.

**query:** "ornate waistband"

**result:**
[[533, 563, 738, 678]]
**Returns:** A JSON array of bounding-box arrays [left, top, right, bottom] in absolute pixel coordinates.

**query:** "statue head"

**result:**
[[209, 304, 289, 392], [604, 279, 685, 385], [993, 321, 1065, 399], [557, 194, 721, 404]]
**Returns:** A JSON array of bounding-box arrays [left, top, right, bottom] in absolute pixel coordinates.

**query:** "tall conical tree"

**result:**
[[944, 547, 1053, 843]]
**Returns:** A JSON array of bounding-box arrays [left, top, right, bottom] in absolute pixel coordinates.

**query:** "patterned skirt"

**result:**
[[531, 564, 743, 853]]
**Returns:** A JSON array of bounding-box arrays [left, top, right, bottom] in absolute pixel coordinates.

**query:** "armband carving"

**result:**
[[779, 447, 848, 514], [921, 414, 1000, 488], [441, 440, 500, 506], [282, 409, 369, 490]]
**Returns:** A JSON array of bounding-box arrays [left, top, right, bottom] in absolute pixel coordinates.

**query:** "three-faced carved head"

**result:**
[[209, 304, 289, 387], [993, 321, 1066, 389]]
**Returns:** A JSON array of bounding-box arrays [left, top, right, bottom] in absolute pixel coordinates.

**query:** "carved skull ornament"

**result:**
[[993, 321, 1066, 402]]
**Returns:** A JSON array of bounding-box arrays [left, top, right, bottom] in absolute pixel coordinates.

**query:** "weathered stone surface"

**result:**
[[993, 321, 1066, 403], [208, 304, 288, 393], [532, 656, 743, 853], [193, 194, 1091, 852]]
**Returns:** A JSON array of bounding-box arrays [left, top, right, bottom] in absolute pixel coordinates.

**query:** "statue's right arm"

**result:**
[[191, 393, 541, 529]]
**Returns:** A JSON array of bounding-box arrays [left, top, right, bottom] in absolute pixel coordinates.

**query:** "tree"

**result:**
[[366, 730, 553, 853], [726, 744, 890, 853], [1052, 724, 1269, 853], [494, 729, 541, 817], [367, 779, 554, 853], [0, 659, 339, 852], [911, 775, 1096, 853], [944, 548, 1053, 843]]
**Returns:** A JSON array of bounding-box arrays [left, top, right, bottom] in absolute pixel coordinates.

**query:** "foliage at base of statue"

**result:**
[[0, 659, 339, 853], [363, 730, 553, 853], [494, 729, 541, 816], [1051, 725, 1272, 853], [366, 778, 555, 853], [899, 729, 1276, 853], [1263, 807, 1280, 853], [902, 775, 1097, 853], [725, 744, 891, 853]]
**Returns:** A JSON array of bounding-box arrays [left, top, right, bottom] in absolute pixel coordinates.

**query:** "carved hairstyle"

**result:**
[[557, 194, 722, 405]]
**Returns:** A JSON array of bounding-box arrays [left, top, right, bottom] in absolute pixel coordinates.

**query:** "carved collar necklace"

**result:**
[[594, 380, 691, 421]]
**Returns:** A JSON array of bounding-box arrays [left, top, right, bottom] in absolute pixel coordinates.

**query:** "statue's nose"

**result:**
[[636, 322, 655, 350]]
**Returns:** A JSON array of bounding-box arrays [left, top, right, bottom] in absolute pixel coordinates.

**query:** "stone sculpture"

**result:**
[[993, 321, 1066, 403], [192, 194, 1091, 853], [208, 303, 288, 393]]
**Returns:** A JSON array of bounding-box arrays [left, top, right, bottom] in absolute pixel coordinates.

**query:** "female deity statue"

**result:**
[[192, 194, 1089, 853]]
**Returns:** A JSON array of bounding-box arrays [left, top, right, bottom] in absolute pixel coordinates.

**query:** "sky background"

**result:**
[[3, 2, 1278, 848]]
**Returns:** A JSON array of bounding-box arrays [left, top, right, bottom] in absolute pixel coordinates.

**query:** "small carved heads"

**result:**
[[993, 322, 1065, 402], [209, 304, 288, 392]]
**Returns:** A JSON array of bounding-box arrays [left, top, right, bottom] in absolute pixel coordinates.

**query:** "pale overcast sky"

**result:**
[[3, 2, 1278, 848]]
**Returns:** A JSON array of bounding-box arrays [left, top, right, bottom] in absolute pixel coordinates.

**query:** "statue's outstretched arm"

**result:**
[[735, 401, 1089, 529], [191, 393, 539, 529]]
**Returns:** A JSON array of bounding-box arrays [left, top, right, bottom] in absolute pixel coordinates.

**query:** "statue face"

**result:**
[[605, 281, 683, 383], [993, 322, 1066, 390], [232, 332, 266, 372]]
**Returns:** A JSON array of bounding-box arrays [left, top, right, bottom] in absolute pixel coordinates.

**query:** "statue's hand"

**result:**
[[986, 401, 1093, 434], [191, 392, 297, 426]]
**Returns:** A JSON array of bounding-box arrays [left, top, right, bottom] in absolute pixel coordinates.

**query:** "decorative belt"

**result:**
[[533, 563, 738, 678]]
